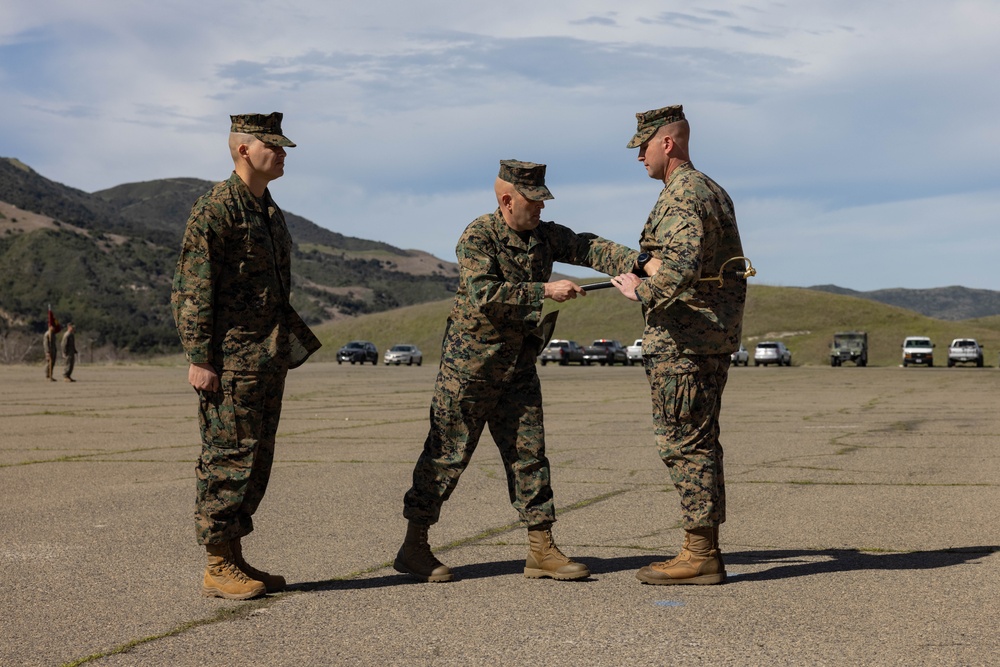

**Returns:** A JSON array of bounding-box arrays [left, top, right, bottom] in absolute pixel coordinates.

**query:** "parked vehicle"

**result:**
[[901, 336, 934, 367], [337, 340, 378, 365], [754, 341, 791, 366], [626, 339, 643, 364], [539, 339, 587, 366], [730, 343, 749, 366], [583, 339, 630, 366], [384, 344, 423, 366], [830, 331, 868, 367], [947, 338, 983, 367]]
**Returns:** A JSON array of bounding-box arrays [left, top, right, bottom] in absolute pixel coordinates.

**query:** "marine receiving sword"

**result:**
[[582, 255, 757, 291]]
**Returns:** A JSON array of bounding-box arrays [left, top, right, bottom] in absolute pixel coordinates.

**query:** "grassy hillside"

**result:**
[[808, 284, 1000, 320], [1, 159, 460, 358], [312, 284, 1000, 367], [5, 157, 998, 364], [0, 227, 177, 352]]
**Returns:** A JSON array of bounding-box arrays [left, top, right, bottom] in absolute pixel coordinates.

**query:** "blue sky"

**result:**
[[2, 1, 998, 290]]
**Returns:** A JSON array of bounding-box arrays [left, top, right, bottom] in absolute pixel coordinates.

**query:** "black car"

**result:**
[[336, 341, 378, 365]]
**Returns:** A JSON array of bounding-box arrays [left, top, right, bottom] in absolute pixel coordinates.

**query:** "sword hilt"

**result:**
[[582, 256, 757, 292]]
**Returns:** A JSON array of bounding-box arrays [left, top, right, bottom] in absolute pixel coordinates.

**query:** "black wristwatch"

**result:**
[[634, 252, 652, 275]]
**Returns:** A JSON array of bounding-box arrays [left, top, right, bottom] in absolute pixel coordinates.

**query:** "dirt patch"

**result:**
[[379, 249, 458, 277], [0, 201, 60, 233], [748, 330, 812, 342], [299, 279, 374, 300], [0, 200, 128, 247], [301, 243, 458, 277]]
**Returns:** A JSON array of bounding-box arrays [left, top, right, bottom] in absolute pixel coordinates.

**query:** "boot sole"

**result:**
[[392, 559, 453, 583], [635, 571, 726, 585], [201, 584, 266, 599], [524, 567, 590, 581]]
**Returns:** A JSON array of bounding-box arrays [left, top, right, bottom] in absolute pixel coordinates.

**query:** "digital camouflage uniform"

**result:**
[[60, 328, 76, 380], [171, 168, 320, 546], [404, 167, 641, 528], [630, 108, 745, 531], [43, 329, 57, 379]]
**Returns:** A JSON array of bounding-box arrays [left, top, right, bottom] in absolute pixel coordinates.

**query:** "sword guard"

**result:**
[[698, 256, 756, 287]]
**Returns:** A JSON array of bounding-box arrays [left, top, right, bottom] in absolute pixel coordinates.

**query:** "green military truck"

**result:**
[[830, 331, 868, 367]]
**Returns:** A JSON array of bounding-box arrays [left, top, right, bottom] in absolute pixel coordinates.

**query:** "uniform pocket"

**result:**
[[198, 376, 239, 449]]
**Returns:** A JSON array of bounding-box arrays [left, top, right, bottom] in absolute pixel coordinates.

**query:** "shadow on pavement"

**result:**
[[287, 546, 997, 591], [288, 558, 527, 591], [726, 546, 999, 582], [288, 573, 411, 592], [581, 546, 998, 581], [289, 557, 587, 590]]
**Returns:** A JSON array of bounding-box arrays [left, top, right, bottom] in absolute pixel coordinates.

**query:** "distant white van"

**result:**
[[901, 336, 934, 367]]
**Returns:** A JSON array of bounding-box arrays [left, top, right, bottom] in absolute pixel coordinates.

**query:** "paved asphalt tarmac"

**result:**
[[1, 361, 997, 666]]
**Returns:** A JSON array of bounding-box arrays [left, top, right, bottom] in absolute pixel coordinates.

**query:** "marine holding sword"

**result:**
[[609, 105, 747, 585], [396, 159, 659, 583]]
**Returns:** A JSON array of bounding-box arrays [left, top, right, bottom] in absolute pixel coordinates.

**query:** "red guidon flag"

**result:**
[[47, 306, 61, 334]]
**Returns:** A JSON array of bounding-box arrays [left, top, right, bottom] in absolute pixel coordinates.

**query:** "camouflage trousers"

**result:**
[[403, 363, 555, 528], [195, 369, 287, 545], [644, 353, 730, 530]]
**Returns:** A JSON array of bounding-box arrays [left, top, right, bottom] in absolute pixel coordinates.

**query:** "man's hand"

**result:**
[[611, 273, 642, 301], [188, 362, 220, 392], [641, 257, 663, 276], [543, 280, 586, 302]]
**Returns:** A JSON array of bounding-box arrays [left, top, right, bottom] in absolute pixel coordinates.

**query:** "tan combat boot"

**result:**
[[393, 522, 453, 582], [714, 524, 725, 572], [524, 525, 590, 581], [231, 537, 286, 593], [635, 526, 726, 585], [203, 542, 267, 599]]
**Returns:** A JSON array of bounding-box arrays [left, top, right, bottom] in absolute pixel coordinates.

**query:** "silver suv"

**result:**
[[754, 341, 791, 367]]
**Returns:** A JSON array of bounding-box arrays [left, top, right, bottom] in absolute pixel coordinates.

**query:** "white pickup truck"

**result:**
[[626, 339, 643, 364], [947, 338, 984, 367]]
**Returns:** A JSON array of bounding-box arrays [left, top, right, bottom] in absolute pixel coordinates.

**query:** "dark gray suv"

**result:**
[[336, 340, 378, 365]]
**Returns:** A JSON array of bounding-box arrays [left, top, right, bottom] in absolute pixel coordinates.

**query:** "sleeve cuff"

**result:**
[[185, 347, 212, 365]]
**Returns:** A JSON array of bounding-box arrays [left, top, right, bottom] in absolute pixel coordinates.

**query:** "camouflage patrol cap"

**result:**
[[229, 112, 296, 147], [626, 105, 685, 149], [498, 160, 554, 201]]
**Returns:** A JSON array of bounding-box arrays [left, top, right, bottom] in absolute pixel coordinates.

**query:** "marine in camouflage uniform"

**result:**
[[171, 112, 320, 600], [43, 326, 57, 381], [395, 160, 651, 583], [611, 105, 745, 585], [60, 323, 77, 381]]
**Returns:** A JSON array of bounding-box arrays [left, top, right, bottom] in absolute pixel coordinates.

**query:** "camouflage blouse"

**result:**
[[635, 163, 745, 359], [171, 172, 318, 372], [441, 209, 639, 381]]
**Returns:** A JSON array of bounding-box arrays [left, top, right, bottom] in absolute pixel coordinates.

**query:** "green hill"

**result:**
[[313, 284, 1000, 367], [808, 284, 1000, 321], [0, 224, 178, 354], [0, 158, 458, 360], [4, 156, 1000, 367]]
